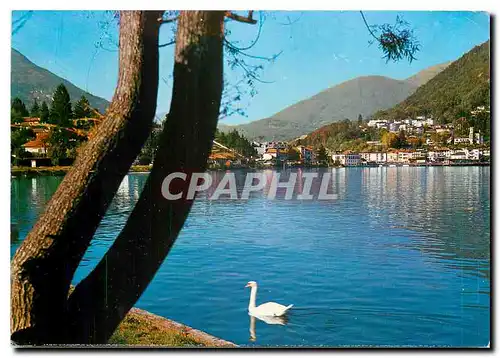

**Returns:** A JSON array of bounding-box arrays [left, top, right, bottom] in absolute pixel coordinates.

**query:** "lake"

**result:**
[[10, 167, 490, 347]]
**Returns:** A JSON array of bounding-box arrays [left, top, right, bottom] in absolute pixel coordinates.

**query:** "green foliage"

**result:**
[[137, 126, 162, 165], [11, 97, 28, 123], [40, 101, 50, 123], [46, 127, 83, 165], [215, 129, 257, 157], [30, 99, 40, 117], [49, 84, 73, 127], [11, 127, 35, 150], [377, 41, 490, 125], [299, 119, 382, 152], [316, 145, 328, 163], [12, 97, 29, 116], [380, 130, 407, 149], [73, 95, 93, 119], [287, 146, 300, 161], [361, 13, 420, 63]]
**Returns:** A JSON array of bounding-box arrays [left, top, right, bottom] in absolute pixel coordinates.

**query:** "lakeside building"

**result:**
[[360, 152, 387, 163], [262, 147, 288, 162], [332, 152, 361, 166], [296, 145, 315, 164]]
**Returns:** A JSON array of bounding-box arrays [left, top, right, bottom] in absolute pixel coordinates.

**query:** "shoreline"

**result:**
[[11, 162, 491, 178]]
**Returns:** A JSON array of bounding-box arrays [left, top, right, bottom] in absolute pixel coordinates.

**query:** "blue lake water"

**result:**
[[10, 167, 490, 347]]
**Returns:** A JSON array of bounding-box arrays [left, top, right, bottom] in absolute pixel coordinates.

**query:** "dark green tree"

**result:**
[[30, 99, 40, 117], [214, 129, 256, 157], [73, 95, 93, 119], [50, 84, 73, 126], [12, 97, 29, 116], [11, 97, 29, 123], [40, 101, 50, 123], [11, 127, 35, 151], [316, 145, 328, 163], [46, 128, 76, 165]]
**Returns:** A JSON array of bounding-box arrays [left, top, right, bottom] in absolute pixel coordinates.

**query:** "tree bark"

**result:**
[[11, 10, 163, 345], [66, 10, 225, 344]]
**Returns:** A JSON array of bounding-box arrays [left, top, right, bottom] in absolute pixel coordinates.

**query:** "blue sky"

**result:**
[[11, 11, 490, 125]]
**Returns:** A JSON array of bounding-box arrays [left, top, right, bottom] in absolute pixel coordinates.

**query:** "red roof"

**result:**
[[22, 133, 49, 149]]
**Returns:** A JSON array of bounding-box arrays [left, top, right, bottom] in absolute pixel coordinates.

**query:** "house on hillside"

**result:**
[[22, 132, 49, 155], [21, 117, 41, 126]]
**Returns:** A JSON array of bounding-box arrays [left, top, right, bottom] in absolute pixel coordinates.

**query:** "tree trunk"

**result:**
[[66, 10, 225, 344], [11, 10, 163, 345]]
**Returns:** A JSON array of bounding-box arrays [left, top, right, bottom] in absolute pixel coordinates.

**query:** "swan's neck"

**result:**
[[249, 286, 257, 310]]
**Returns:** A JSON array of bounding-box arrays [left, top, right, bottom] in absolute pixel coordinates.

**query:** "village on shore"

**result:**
[[212, 110, 490, 169], [10, 85, 490, 172]]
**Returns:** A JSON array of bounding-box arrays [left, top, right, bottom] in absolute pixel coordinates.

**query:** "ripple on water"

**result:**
[[10, 167, 490, 347]]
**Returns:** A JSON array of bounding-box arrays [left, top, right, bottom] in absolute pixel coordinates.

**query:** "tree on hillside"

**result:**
[[73, 95, 93, 119], [407, 136, 423, 148], [12, 97, 29, 116], [397, 130, 407, 148], [49, 84, 73, 126], [11, 97, 29, 123], [30, 99, 40, 117], [11, 128, 35, 153], [215, 128, 256, 157], [11, 10, 420, 345], [381, 131, 399, 148], [39, 101, 50, 123]]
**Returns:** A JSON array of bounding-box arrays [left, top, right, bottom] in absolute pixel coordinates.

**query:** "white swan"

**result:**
[[245, 281, 293, 317]]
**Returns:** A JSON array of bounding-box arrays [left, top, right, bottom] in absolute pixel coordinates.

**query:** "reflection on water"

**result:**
[[11, 167, 490, 347], [249, 314, 289, 342]]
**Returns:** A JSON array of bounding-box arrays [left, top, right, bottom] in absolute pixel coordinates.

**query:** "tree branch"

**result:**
[[360, 11, 379, 42], [158, 16, 178, 24], [225, 11, 257, 24], [159, 40, 176, 48]]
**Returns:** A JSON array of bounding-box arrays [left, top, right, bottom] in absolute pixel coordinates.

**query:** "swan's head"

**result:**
[[245, 281, 257, 288]]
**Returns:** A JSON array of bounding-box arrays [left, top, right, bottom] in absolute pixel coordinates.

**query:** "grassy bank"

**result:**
[[11, 165, 152, 177], [109, 308, 237, 347]]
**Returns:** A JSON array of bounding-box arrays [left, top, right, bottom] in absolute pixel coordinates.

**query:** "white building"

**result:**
[[454, 137, 473, 145], [360, 152, 387, 163], [468, 149, 481, 161], [450, 150, 469, 160]]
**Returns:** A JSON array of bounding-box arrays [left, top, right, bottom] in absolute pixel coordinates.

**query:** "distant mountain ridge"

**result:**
[[404, 62, 451, 87], [11, 48, 110, 113], [219, 61, 453, 141]]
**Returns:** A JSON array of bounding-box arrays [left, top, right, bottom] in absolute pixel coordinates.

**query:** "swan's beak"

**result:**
[[245, 283, 250, 288]]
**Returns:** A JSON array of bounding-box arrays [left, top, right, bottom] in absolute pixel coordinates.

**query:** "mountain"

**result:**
[[405, 62, 451, 87], [11, 48, 110, 113], [219, 63, 449, 141], [375, 41, 490, 122]]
